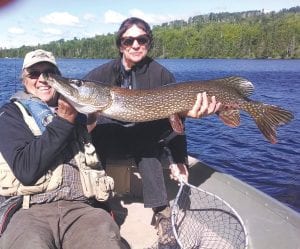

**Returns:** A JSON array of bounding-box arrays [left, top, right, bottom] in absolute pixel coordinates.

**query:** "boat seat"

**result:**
[[105, 158, 143, 198], [105, 151, 173, 198]]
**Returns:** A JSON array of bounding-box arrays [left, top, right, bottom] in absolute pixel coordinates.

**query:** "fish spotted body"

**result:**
[[44, 74, 294, 144]]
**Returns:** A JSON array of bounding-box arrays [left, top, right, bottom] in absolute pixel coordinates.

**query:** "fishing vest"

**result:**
[[0, 95, 114, 207]]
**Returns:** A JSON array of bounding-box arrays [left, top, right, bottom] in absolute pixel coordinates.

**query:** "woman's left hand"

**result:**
[[184, 92, 221, 118]]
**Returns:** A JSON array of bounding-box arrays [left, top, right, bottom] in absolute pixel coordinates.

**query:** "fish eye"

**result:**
[[71, 80, 82, 87]]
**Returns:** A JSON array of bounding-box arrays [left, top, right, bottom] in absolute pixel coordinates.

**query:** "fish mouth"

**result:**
[[43, 73, 75, 97], [43, 73, 86, 107]]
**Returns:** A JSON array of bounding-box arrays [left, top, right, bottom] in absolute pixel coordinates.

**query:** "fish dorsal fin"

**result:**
[[217, 77, 254, 97]]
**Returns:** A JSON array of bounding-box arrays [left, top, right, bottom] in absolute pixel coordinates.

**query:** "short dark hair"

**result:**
[[116, 17, 153, 50]]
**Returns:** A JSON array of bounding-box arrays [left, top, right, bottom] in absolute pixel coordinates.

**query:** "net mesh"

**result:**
[[171, 182, 248, 249]]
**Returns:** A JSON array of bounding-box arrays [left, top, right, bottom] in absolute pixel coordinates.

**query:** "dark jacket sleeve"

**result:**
[[0, 103, 76, 185], [149, 59, 176, 86]]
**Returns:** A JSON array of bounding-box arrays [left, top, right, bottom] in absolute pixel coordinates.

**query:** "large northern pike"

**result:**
[[44, 74, 294, 144]]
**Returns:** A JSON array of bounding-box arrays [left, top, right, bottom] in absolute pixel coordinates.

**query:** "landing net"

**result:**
[[171, 180, 248, 249]]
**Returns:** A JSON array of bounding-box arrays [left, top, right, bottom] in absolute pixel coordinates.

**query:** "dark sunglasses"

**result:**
[[120, 35, 150, 47], [26, 69, 58, 79]]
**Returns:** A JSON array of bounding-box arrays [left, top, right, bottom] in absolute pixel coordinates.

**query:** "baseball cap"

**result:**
[[22, 49, 57, 69]]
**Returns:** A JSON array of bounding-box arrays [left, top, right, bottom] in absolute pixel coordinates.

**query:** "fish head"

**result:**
[[43, 73, 112, 114]]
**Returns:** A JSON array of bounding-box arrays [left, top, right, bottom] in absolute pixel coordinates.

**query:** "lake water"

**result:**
[[1, 58, 299, 213]]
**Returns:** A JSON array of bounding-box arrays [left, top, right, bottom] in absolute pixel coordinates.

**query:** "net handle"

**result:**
[[171, 177, 185, 248]]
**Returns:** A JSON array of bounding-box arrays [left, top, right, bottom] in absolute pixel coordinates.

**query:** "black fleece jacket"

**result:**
[[0, 102, 76, 185]]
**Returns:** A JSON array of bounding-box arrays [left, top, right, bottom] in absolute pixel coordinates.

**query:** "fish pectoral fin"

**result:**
[[218, 109, 241, 127]]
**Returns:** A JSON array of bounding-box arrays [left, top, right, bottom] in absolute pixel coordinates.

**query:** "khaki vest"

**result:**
[[0, 102, 63, 197], [0, 102, 114, 204]]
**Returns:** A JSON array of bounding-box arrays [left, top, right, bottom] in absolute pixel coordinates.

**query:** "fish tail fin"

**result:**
[[246, 102, 294, 143]]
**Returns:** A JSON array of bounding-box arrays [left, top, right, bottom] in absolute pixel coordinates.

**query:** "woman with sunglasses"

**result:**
[[84, 17, 220, 247], [0, 49, 124, 249]]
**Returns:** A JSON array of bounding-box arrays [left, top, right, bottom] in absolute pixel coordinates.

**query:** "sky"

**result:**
[[0, 0, 299, 49]]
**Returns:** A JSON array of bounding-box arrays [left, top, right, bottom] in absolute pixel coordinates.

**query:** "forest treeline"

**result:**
[[1, 6, 299, 59]]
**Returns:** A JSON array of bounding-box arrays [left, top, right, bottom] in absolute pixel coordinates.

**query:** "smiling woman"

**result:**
[[20, 50, 61, 106], [0, 49, 124, 248]]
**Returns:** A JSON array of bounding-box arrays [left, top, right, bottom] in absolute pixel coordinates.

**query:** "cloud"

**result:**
[[104, 9, 177, 26], [42, 28, 62, 35], [40, 12, 79, 26], [8, 27, 24, 34], [104, 10, 126, 24], [83, 13, 97, 22], [129, 9, 177, 24]]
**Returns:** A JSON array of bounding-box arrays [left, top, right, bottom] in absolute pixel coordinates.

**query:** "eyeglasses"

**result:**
[[25, 69, 57, 79], [120, 35, 150, 47]]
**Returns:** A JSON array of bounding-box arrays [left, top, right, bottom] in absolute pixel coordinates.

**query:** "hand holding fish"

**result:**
[[183, 92, 222, 118], [55, 96, 78, 124]]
